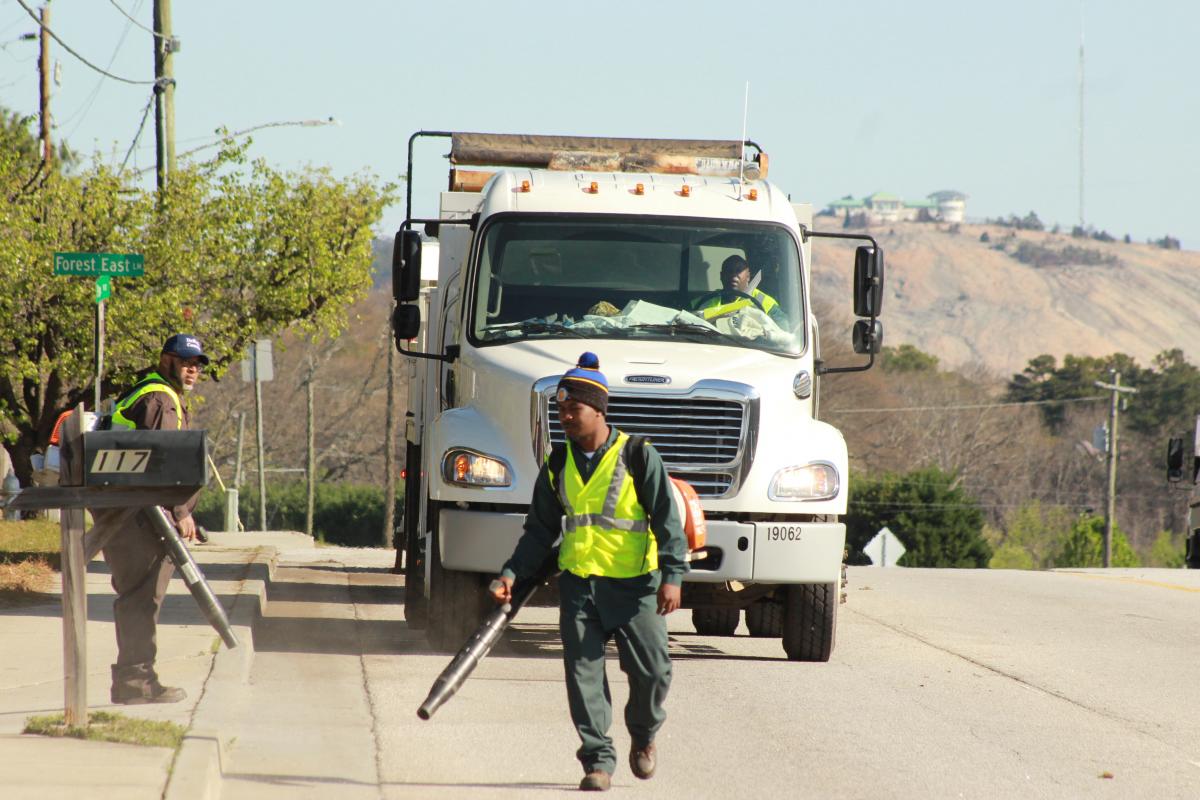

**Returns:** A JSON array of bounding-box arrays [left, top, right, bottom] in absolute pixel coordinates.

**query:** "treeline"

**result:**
[[823, 342, 1196, 569], [0, 105, 393, 485]]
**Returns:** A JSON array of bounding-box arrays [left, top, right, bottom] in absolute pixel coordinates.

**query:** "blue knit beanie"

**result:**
[[556, 352, 609, 414]]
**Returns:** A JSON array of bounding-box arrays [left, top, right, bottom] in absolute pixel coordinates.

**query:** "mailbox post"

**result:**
[[1, 404, 235, 724]]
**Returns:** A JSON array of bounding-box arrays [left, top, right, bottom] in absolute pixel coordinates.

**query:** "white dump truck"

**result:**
[[393, 132, 883, 660]]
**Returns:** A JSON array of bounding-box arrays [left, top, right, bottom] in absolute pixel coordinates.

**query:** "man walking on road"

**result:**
[[98, 334, 207, 704], [491, 351, 689, 791]]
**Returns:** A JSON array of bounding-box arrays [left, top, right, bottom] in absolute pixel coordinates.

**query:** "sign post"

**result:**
[[55, 253, 143, 414]]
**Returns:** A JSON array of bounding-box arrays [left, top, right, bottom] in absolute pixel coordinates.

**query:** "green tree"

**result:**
[[1006, 353, 1142, 433], [846, 466, 991, 567], [989, 500, 1077, 569], [0, 132, 394, 483], [880, 343, 939, 374], [1051, 514, 1139, 567]]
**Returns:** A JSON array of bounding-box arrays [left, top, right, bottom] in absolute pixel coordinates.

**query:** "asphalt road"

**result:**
[[217, 558, 1200, 799]]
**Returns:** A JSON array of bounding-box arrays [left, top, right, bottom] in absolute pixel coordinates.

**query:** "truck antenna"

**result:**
[[738, 81, 750, 199]]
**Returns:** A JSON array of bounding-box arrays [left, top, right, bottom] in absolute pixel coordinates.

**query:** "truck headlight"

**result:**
[[769, 463, 839, 501], [442, 449, 512, 487]]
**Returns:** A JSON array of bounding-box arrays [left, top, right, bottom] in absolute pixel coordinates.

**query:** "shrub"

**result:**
[[1144, 531, 1185, 568], [1051, 514, 1138, 568], [847, 467, 991, 567], [989, 542, 1036, 570], [194, 481, 402, 547]]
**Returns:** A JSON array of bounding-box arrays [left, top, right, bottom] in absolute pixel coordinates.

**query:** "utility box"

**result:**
[[82, 430, 208, 490]]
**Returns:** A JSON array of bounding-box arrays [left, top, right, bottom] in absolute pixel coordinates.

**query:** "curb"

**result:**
[[163, 532, 313, 800]]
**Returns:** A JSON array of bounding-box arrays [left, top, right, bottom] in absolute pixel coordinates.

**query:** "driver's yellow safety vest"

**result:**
[[699, 288, 778, 320], [553, 431, 658, 578], [110, 372, 183, 430]]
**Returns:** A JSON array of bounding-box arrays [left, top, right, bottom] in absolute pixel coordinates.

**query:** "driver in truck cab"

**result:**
[[695, 254, 786, 326]]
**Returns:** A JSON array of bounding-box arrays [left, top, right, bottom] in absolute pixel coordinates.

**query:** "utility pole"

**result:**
[[233, 411, 246, 490], [37, 3, 51, 167], [254, 357, 267, 531], [306, 356, 316, 538], [152, 0, 176, 191], [1094, 371, 1137, 566], [382, 326, 396, 548]]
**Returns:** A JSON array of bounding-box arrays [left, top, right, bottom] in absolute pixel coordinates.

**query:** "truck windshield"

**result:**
[[470, 216, 804, 356]]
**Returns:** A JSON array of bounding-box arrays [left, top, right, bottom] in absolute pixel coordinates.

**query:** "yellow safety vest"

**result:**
[[700, 288, 779, 321], [553, 431, 658, 578], [110, 372, 183, 430]]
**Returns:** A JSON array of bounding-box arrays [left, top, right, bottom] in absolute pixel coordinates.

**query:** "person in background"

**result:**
[[99, 334, 207, 704], [696, 254, 786, 326]]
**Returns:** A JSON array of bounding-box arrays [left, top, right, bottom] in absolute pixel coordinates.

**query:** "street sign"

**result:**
[[240, 338, 274, 383], [864, 526, 906, 567], [94, 275, 112, 304], [54, 252, 144, 277]]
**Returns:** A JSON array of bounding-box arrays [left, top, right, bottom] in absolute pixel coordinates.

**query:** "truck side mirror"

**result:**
[[852, 319, 883, 354], [393, 229, 422, 303], [392, 304, 421, 348], [1167, 437, 1185, 482], [853, 245, 884, 318]]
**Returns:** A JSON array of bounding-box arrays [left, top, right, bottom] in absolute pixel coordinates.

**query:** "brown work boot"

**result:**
[[111, 663, 187, 705], [579, 771, 611, 791], [630, 741, 656, 780]]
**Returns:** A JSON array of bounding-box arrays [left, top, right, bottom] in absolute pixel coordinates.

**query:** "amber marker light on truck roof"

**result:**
[[634, 183, 645, 195], [680, 184, 691, 197], [520, 180, 531, 192], [748, 188, 758, 201], [588, 181, 599, 194]]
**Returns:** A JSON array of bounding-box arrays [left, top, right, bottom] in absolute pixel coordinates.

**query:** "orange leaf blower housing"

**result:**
[[668, 477, 707, 551]]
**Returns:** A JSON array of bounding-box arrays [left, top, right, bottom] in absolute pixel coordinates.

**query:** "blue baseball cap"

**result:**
[[162, 334, 210, 365]]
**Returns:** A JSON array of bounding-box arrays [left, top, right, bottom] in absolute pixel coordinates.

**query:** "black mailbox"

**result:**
[[83, 429, 208, 490]]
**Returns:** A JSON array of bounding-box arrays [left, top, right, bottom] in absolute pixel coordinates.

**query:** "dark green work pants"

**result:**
[[558, 571, 672, 775]]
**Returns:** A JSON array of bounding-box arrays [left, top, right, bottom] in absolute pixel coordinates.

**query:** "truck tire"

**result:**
[[782, 582, 837, 662], [692, 608, 739, 636], [745, 600, 783, 638], [425, 509, 491, 652]]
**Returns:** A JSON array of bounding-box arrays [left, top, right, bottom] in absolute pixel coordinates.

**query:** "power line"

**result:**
[[108, 0, 166, 39], [14, 0, 155, 85], [825, 395, 1107, 414], [60, 0, 143, 136], [120, 90, 155, 170]]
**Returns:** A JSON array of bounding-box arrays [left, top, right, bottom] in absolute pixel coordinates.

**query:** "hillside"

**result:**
[[808, 218, 1200, 376]]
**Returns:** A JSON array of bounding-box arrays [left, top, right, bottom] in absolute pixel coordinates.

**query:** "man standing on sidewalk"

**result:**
[[98, 334, 207, 704], [491, 352, 689, 791]]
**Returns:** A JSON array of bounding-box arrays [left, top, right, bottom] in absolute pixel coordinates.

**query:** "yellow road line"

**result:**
[[1056, 570, 1200, 594]]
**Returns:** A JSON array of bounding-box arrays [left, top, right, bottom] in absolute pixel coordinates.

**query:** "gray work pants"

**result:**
[[558, 571, 672, 775]]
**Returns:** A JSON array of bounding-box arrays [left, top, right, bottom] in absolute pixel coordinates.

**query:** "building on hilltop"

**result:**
[[822, 190, 968, 226]]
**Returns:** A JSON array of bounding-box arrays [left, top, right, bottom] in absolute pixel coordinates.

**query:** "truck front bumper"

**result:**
[[438, 508, 845, 585]]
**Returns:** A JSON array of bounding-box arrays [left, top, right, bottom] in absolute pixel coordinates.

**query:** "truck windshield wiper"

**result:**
[[488, 320, 588, 339], [625, 321, 740, 344]]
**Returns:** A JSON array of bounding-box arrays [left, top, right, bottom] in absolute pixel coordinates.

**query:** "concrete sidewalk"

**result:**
[[0, 530, 318, 800]]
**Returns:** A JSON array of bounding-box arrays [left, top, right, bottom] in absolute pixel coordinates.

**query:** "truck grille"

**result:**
[[539, 385, 755, 498]]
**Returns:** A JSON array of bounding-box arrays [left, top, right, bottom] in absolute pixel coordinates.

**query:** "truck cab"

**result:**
[[394, 132, 883, 660]]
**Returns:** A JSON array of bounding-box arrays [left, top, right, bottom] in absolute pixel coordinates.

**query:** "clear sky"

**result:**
[[2, 0, 1196, 247]]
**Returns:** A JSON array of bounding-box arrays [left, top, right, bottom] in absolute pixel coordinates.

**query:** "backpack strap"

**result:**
[[623, 435, 651, 514], [547, 442, 569, 498]]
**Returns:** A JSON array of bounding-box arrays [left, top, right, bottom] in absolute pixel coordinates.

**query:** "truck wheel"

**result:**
[[692, 608, 739, 636], [745, 601, 783, 638], [425, 516, 491, 652], [782, 582, 837, 662]]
